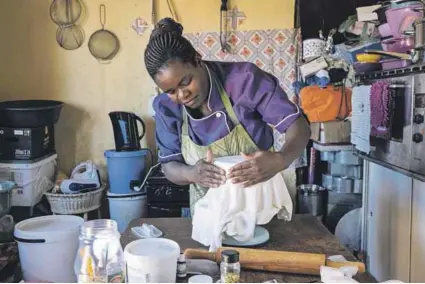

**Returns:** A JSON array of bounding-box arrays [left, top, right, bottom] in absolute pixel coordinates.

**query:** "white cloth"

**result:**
[[191, 156, 293, 252], [351, 85, 371, 153]]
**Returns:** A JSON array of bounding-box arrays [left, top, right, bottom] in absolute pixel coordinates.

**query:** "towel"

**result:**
[[351, 85, 371, 153], [370, 81, 395, 139], [191, 156, 293, 252]]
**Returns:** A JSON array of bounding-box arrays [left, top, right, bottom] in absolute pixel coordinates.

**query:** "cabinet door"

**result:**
[[366, 162, 412, 282], [410, 179, 425, 282]]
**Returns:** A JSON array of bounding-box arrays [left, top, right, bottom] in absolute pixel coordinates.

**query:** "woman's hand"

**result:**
[[188, 149, 226, 188], [227, 151, 286, 188]]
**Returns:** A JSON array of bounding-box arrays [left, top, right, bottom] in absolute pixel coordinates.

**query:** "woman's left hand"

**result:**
[[227, 151, 286, 188]]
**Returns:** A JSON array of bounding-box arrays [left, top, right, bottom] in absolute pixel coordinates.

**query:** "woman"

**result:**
[[144, 18, 311, 215]]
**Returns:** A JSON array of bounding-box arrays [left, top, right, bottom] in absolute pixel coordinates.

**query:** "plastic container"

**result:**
[[104, 149, 150, 194], [14, 215, 84, 282], [385, 5, 423, 39], [75, 219, 125, 283], [107, 191, 148, 232], [0, 181, 15, 216], [381, 59, 411, 70], [124, 238, 181, 283], [0, 153, 57, 207]]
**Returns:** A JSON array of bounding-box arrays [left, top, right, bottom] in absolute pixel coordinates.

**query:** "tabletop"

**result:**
[[121, 214, 376, 283]]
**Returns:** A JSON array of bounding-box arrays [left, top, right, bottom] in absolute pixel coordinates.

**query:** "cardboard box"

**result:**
[[310, 121, 351, 144]]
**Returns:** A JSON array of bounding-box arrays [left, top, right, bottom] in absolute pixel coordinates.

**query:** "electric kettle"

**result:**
[[109, 111, 146, 151]]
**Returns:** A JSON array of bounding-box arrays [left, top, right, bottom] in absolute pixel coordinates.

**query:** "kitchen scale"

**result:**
[[222, 226, 270, 247]]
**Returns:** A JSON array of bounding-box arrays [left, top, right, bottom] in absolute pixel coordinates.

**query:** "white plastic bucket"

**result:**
[[107, 191, 148, 233], [14, 215, 84, 282], [124, 238, 181, 283]]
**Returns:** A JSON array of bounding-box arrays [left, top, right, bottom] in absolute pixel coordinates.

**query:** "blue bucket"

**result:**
[[104, 149, 152, 194]]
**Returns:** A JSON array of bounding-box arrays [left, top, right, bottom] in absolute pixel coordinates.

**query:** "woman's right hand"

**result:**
[[188, 149, 226, 188]]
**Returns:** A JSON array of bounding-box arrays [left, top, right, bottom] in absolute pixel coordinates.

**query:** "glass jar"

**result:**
[[74, 219, 125, 283], [220, 250, 241, 283]]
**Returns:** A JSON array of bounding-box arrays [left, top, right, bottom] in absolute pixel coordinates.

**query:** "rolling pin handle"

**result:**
[[184, 248, 217, 262]]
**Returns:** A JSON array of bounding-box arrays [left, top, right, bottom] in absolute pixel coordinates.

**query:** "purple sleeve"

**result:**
[[229, 64, 301, 133], [153, 95, 185, 164]]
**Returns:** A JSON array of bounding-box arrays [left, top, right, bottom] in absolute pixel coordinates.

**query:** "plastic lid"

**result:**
[[106, 190, 146, 198], [124, 238, 181, 265], [221, 250, 239, 264], [14, 215, 84, 244], [178, 253, 186, 262], [104, 149, 150, 158], [188, 275, 213, 283]]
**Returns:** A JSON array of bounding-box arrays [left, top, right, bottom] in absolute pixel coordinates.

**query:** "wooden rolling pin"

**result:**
[[184, 247, 365, 276]]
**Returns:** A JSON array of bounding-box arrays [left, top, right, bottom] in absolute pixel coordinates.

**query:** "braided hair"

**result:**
[[144, 18, 198, 79]]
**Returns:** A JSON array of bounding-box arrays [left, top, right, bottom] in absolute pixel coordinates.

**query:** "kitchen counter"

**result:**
[[121, 214, 376, 283]]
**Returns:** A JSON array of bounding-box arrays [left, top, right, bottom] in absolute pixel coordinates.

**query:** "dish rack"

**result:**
[[44, 185, 106, 215]]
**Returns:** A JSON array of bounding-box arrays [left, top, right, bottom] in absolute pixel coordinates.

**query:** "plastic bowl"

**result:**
[[356, 53, 382, 63]]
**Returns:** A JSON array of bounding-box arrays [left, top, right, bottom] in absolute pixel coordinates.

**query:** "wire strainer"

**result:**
[[56, 25, 85, 50], [50, 0, 82, 27], [88, 4, 120, 63]]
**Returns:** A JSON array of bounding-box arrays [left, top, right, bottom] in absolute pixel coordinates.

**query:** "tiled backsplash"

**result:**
[[185, 28, 301, 98]]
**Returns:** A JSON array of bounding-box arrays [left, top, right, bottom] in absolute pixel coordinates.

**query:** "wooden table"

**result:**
[[121, 214, 376, 283]]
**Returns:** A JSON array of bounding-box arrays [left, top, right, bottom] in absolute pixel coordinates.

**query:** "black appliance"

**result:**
[[109, 111, 146, 152], [144, 165, 190, 218], [0, 100, 62, 161], [0, 125, 55, 160]]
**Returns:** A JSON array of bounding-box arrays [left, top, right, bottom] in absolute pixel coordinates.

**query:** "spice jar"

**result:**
[[177, 253, 187, 279], [74, 219, 125, 283], [220, 250, 241, 283]]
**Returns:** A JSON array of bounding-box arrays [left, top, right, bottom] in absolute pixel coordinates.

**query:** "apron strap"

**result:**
[[182, 107, 189, 136], [210, 71, 241, 126]]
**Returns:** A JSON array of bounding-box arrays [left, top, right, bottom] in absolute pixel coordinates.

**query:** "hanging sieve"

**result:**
[[88, 4, 120, 63], [56, 25, 85, 50], [50, 0, 82, 27]]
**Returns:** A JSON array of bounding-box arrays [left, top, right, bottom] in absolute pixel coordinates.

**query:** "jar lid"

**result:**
[[221, 249, 239, 263], [178, 253, 186, 262], [188, 275, 213, 283]]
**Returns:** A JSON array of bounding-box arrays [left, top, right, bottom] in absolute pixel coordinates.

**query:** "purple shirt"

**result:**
[[153, 61, 301, 164]]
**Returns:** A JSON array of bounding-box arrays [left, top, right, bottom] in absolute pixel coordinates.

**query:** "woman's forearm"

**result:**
[[277, 116, 311, 170], [162, 161, 194, 185]]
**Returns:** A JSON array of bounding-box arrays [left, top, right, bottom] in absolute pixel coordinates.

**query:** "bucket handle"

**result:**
[[129, 148, 154, 192], [14, 236, 46, 243]]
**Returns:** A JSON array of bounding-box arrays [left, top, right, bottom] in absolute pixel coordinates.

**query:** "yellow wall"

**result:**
[[0, 0, 294, 175]]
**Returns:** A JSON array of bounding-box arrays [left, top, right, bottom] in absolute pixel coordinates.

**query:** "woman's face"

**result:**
[[154, 60, 209, 109]]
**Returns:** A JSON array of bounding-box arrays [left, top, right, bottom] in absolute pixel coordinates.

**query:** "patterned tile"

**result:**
[[184, 28, 301, 97]]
